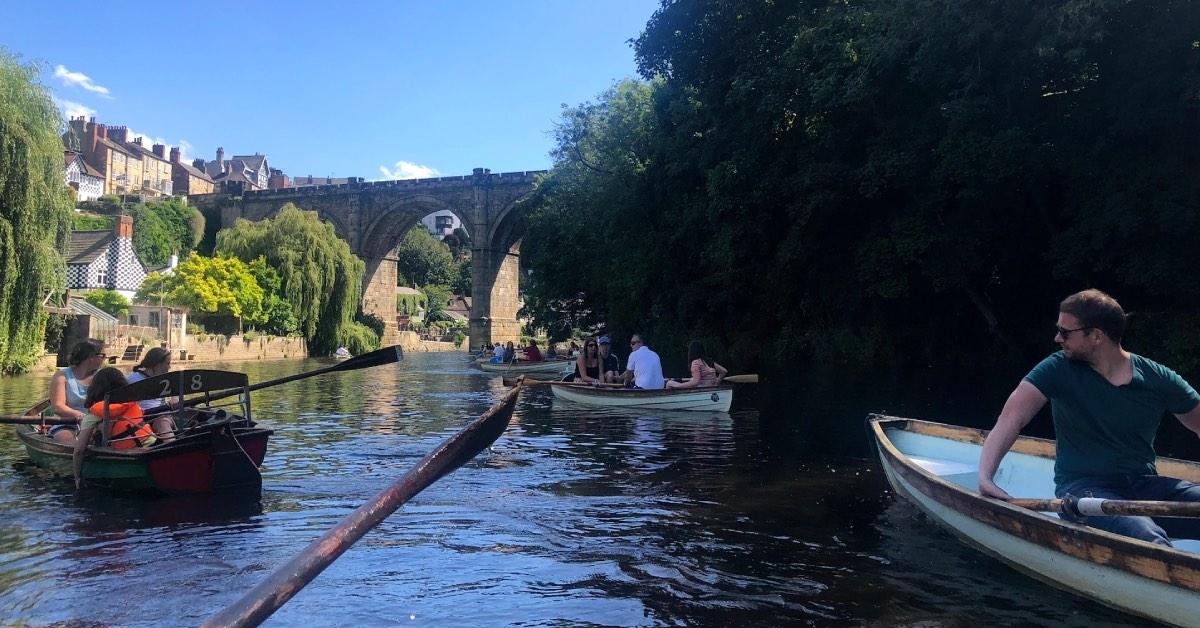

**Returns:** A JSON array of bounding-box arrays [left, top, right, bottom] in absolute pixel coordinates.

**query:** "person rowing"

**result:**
[[978, 289, 1200, 546], [621, 333, 665, 390]]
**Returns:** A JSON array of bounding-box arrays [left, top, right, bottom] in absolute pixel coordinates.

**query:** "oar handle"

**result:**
[[0, 415, 78, 425], [1011, 496, 1200, 518]]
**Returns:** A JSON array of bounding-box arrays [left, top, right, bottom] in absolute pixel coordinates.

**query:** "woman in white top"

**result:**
[[47, 339, 107, 444]]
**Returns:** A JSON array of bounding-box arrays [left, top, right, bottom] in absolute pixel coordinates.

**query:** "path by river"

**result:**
[[0, 354, 1140, 625]]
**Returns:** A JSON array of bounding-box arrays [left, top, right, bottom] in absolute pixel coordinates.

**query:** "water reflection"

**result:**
[[0, 354, 1157, 626]]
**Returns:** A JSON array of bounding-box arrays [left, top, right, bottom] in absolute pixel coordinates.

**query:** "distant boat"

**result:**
[[870, 415, 1200, 626], [333, 347, 352, 361], [478, 359, 574, 375], [551, 383, 733, 412]]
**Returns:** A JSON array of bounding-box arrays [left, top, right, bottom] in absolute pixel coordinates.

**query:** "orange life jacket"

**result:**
[[89, 401, 158, 449]]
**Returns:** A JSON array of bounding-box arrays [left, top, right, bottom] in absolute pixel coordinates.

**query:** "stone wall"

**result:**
[[394, 331, 469, 353], [178, 335, 307, 363]]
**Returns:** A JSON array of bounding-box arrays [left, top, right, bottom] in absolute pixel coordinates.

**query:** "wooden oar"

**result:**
[[202, 380, 523, 628], [724, 374, 758, 384], [185, 345, 404, 407], [1011, 497, 1200, 518]]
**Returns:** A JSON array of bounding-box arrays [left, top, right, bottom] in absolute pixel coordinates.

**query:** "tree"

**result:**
[[421, 284, 452, 323], [246, 257, 298, 335], [84, 289, 129, 318], [214, 204, 364, 355], [161, 255, 263, 331], [0, 50, 73, 373], [451, 258, 472, 297], [396, 226, 455, 287]]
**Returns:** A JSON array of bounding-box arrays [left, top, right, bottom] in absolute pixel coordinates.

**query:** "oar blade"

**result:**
[[724, 374, 759, 384], [330, 345, 404, 372]]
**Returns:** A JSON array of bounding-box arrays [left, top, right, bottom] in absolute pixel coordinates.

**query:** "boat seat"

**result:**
[[909, 455, 977, 477]]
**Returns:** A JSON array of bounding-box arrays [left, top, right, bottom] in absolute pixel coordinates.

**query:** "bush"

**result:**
[[355, 312, 385, 338], [452, 331, 466, 347], [336, 321, 381, 355], [84, 289, 130, 318], [186, 322, 206, 335]]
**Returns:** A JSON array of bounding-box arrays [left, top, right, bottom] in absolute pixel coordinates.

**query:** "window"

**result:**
[[148, 311, 161, 328], [435, 215, 454, 231], [96, 268, 108, 286], [128, 314, 139, 326]]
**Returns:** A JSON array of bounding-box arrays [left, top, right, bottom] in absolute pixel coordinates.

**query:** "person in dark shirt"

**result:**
[[524, 339, 544, 362], [598, 336, 621, 383], [978, 289, 1200, 545]]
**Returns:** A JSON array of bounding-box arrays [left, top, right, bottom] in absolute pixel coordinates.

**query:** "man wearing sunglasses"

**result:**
[[977, 289, 1200, 545], [621, 333, 665, 389]]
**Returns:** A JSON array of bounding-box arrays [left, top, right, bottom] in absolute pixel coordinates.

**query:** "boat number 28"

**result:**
[[159, 374, 205, 396]]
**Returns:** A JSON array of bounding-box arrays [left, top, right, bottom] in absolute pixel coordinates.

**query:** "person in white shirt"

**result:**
[[621, 333, 665, 389]]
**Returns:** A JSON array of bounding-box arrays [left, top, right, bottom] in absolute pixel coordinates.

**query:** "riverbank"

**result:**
[[31, 334, 309, 374]]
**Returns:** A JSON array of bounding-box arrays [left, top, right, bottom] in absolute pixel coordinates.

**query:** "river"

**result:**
[[0, 353, 1142, 626]]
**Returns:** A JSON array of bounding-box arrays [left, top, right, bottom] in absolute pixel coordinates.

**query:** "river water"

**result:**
[[0, 353, 1142, 626]]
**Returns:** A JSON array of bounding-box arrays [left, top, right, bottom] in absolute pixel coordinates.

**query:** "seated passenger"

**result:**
[[73, 367, 158, 488], [666, 340, 728, 389], [597, 336, 621, 383], [524, 339, 544, 362], [621, 333, 665, 389], [570, 338, 603, 384], [125, 347, 178, 443], [47, 339, 106, 444]]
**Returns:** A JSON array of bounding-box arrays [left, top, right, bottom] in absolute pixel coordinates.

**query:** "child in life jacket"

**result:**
[[84, 367, 158, 449]]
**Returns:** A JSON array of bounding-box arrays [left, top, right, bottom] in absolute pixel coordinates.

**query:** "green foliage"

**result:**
[[355, 312, 385, 338], [214, 203, 365, 355], [451, 257, 472, 297], [71, 213, 113, 231], [43, 312, 69, 352], [128, 198, 205, 267], [158, 255, 263, 329], [420, 284, 452, 323], [0, 50, 73, 373], [246, 257, 299, 335], [521, 0, 1200, 414], [396, 226, 455, 287], [336, 321, 380, 355], [396, 290, 426, 317], [84, 289, 130, 318]]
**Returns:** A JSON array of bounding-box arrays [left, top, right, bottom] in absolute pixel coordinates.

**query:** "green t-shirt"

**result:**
[[1024, 351, 1200, 488]]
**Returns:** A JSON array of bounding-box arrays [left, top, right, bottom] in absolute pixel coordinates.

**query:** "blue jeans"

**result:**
[[1056, 475, 1200, 546]]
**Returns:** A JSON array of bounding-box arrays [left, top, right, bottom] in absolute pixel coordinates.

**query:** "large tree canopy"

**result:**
[[523, 0, 1200, 437], [395, 225, 455, 288], [0, 51, 72, 373], [214, 204, 365, 355]]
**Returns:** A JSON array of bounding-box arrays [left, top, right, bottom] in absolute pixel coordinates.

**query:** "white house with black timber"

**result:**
[[67, 214, 147, 300]]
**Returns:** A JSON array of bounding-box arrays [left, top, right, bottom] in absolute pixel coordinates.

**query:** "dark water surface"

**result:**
[[0, 354, 1142, 626]]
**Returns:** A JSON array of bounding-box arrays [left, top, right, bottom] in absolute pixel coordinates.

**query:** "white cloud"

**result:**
[[378, 160, 440, 180], [53, 96, 95, 120], [127, 128, 167, 147], [53, 65, 112, 98]]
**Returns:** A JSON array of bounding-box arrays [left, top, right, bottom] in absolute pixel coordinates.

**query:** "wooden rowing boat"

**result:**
[[17, 369, 272, 495], [551, 383, 733, 411], [478, 359, 574, 375], [869, 415, 1200, 626]]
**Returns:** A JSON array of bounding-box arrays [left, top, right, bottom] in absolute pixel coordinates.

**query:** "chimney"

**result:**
[[97, 124, 107, 140], [152, 144, 166, 158], [132, 136, 143, 146], [86, 120, 100, 154], [115, 214, 133, 240], [216, 147, 224, 171], [170, 147, 181, 163], [193, 158, 206, 171], [109, 126, 127, 143]]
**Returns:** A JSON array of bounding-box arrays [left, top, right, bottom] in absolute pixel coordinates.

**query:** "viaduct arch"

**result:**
[[191, 167, 544, 347]]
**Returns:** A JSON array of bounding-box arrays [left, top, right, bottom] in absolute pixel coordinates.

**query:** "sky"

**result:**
[[1, 1, 660, 180]]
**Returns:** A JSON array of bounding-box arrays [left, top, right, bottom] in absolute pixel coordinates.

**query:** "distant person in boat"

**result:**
[[978, 289, 1200, 546], [622, 334, 665, 389], [490, 342, 505, 363], [524, 339, 544, 362], [47, 338, 107, 444], [546, 343, 558, 359], [665, 341, 728, 389], [597, 336, 621, 383], [505, 341, 517, 364], [73, 367, 160, 488], [570, 338, 604, 384], [569, 341, 581, 358], [125, 347, 178, 443]]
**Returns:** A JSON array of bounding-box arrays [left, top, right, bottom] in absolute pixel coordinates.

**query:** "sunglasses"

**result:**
[[1055, 325, 1092, 339], [586, 343, 597, 348]]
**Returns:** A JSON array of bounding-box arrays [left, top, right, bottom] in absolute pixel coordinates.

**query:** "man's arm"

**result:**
[[1174, 402, 1200, 437], [978, 380, 1047, 500]]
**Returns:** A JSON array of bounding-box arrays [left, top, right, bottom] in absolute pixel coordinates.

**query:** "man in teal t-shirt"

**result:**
[[977, 289, 1200, 546]]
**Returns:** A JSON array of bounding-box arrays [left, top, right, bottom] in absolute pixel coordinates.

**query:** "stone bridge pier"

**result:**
[[192, 167, 543, 352]]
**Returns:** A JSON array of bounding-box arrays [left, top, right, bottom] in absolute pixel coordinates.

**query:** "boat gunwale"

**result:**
[[551, 384, 734, 398], [869, 414, 1200, 592]]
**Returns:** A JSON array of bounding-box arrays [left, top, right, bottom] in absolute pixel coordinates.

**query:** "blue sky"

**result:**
[[2, 1, 659, 179]]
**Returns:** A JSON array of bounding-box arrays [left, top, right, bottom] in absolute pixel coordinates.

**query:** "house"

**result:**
[[66, 214, 147, 300], [63, 117, 144, 196], [64, 150, 104, 202], [169, 147, 215, 196], [107, 130, 173, 197], [268, 168, 289, 189], [192, 148, 271, 192], [421, 210, 461, 240]]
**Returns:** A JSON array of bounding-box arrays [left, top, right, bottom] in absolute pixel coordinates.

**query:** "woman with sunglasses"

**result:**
[[46, 338, 107, 444], [570, 338, 604, 384]]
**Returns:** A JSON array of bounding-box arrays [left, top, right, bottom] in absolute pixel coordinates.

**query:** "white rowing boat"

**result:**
[[869, 415, 1200, 626], [551, 384, 733, 411], [478, 360, 574, 375]]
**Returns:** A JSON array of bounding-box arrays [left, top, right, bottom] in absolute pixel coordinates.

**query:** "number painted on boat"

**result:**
[[160, 379, 172, 396], [191, 374, 204, 391]]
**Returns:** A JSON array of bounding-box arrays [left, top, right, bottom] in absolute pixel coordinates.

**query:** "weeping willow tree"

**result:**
[[214, 204, 367, 355], [0, 51, 72, 373]]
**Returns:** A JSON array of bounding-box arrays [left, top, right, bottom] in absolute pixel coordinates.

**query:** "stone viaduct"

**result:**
[[191, 168, 545, 347]]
